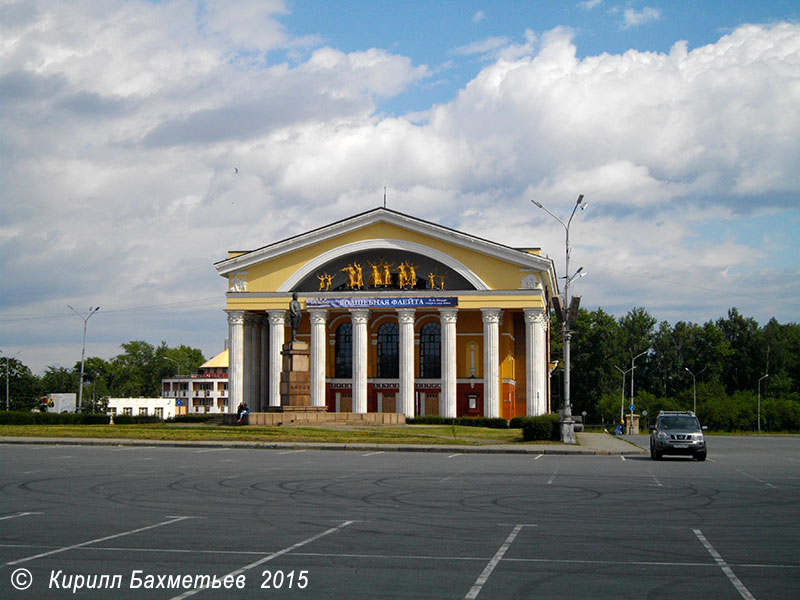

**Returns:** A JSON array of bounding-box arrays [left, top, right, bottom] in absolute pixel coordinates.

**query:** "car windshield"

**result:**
[[660, 416, 700, 431]]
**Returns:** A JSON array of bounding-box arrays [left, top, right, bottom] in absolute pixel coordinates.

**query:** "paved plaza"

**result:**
[[1, 435, 798, 599]]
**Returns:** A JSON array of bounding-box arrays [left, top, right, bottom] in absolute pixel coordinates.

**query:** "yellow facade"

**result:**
[[216, 208, 556, 419]]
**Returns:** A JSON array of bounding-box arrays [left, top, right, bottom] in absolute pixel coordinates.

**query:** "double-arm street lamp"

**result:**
[[67, 305, 100, 413], [614, 364, 636, 424], [684, 366, 706, 413], [531, 194, 587, 444]]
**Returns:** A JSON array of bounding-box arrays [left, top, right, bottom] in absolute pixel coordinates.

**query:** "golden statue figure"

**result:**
[[368, 260, 383, 287], [317, 272, 333, 291], [353, 261, 364, 289], [428, 272, 436, 289], [341, 264, 357, 288], [397, 262, 408, 288], [382, 262, 393, 287], [406, 262, 417, 288]]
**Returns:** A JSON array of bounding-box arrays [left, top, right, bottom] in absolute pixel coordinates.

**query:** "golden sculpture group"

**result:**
[[316, 259, 447, 291]]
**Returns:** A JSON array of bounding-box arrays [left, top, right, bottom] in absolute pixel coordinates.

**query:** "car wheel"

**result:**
[[694, 451, 707, 462]]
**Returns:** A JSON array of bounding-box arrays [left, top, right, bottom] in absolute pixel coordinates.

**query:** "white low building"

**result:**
[[106, 397, 176, 420]]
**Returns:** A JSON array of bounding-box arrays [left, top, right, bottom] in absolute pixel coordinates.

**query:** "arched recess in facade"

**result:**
[[277, 239, 489, 292]]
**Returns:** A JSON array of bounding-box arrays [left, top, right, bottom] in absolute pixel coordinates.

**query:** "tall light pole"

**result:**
[[758, 373, 769, 433], [614, 364, 636, 424], [629, 349, 648, 433], [532, 194, 587, 444], [684, 366, 706, 414], [1, 349, 22, 411], [67, 305, 100, 413]]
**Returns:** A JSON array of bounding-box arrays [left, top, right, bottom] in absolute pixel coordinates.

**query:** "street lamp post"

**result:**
[[758, 373, 769, 433], [684, 366, 706, 414], [67, 305, 100, 414], [629, 350, 648, 434], [614, 364, 636, 425], [532, 194, 587, 444]]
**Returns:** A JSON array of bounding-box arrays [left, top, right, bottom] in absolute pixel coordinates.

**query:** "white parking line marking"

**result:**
[[6, 516, 193, 566], [693, 529, 756, 600], [0, 512, 42, 521], [447, 454, 462, 459], [362, 451, 384, 457], [194, 448, 229, 453], [278, 450, 307, 455], [465, 524, 524, 599], [736, 469, 776, 489], [169, 520, 354, 600], [547, 468, 559, 485], [620, 455, 626, 461], [647, 469, 664, 487], [534, 454, 544, 460]]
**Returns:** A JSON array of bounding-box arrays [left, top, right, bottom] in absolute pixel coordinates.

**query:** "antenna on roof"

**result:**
[[383, 187, 387, 208]]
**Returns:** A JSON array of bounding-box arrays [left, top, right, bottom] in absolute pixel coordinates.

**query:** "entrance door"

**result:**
[[424, 393, 439, 416], [381, 393, 397, 413], [338, 394, 353, 413]]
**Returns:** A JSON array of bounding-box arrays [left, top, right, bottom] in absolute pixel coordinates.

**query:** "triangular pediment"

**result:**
[[215, 208, 555, 295]]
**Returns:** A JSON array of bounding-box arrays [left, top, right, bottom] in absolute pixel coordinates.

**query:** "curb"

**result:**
[[0, 436, 646, 455]]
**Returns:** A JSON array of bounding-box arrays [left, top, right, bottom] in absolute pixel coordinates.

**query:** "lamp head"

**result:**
[[531, 200, 543, 208]]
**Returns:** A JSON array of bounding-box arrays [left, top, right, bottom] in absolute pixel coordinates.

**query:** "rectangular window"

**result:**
[[139, 407, 148, 416], [154, 407, 163, 418], [123, 407, 132, 416]]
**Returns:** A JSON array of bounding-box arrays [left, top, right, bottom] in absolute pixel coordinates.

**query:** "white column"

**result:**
[[309, 309, 328, 408], [439, 308, 457, 418], [351, 309, 370, 414], [524, 308, 547, 416], [397, 308, 415, 418], [481, 308, 501, 418], [227, 311, 244, 413], [267, 310, 286, 408], [260, 316, 269, 412]]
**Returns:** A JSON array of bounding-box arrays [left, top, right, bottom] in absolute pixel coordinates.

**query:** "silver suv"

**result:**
[[650, 411, 707, 461]]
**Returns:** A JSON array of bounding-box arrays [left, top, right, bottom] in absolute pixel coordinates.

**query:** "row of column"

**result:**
[[227, 307, 548, 419]]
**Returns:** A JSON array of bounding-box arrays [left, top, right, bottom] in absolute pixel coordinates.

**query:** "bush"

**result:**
[[166, 414, 218, 424], [0, 411, 113, 425], [110, 414, 162, 424], [406, 416, 508, 428], [519, 414, 560, 441]]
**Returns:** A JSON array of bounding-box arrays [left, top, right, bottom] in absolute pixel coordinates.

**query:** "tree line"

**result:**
[[3, 341, 205, 412], [560, 307, 800, 431], [4, 307, 799, 431]]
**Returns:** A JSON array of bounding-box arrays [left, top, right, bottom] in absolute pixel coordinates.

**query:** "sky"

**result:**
[[1, 0, 799, 376]]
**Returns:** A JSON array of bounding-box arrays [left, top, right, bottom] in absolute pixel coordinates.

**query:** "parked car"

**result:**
[[650, 410, 707, 461]]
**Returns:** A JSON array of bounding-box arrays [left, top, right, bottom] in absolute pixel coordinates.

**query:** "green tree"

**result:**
[[3, 358, 41, 411], [570, 308, 623, 421], [39, 366, 78, 396]]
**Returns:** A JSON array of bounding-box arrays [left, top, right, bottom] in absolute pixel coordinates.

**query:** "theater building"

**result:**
[[214, 208, 557, 420]]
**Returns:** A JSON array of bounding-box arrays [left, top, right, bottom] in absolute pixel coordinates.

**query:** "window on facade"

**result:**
[[377, 322, 399, 378], [419, 321, 441, 378], [123, 407, 132, 416], [139, 407, 148, 416], [335, 322, 353, 378], [154, 407, 163, 419]]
